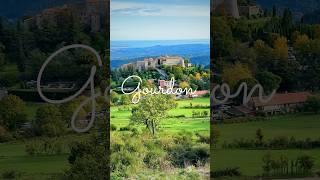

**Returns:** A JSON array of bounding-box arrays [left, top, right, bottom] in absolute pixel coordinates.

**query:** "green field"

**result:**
[[111, 97, 210, 134], [0, 98, 210, 178], [0, 142, 68, 179], [213, 114, 320, 176]]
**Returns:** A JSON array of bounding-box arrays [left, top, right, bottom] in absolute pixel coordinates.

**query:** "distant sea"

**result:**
[[110, 39, 210, 68]]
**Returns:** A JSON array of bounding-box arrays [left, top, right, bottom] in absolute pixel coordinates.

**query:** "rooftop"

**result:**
[[252, 92, 311, 107]]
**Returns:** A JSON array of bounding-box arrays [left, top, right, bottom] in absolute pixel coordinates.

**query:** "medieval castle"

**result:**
[[120, 56, 186, 71]]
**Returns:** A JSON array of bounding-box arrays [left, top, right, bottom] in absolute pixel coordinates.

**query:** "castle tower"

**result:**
[[213, 0, 240, 18]]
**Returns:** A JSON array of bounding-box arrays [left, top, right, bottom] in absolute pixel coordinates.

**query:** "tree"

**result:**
[[179, 81, 190, 89], [0, 43, 5, 67], [130, 95, 176, 135], [0, 95, 26, 130], [120, 95, 131, 105], [293, 34, 310, 55], [211, 127, 220, 148], [195, 73, 201, 81], [304, 95, 320, 113], [173, 66, 184, 80], [35, 104, 65, 137], [60, 96, 87, 127], [314, 25, 320, 40], [262, 153, 272, 176], [255, 128, 264, 145], [256, 71, 281, 93], [222, 63, 252, 89], [110, 91, 120, 105], [272, 5, 277, 17], [296, 155, 314, 174], [273, 37, 288, 61], [281, 8, 293, 37], [212, 17, 234, 58], [65, 135, 108, 179]]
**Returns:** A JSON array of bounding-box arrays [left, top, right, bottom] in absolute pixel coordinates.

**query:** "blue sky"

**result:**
[[111, 0, 210, 41]]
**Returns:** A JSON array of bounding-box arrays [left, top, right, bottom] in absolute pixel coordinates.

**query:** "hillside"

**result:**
[[257, 0, 320, 14], [0, 0, 82, 19]]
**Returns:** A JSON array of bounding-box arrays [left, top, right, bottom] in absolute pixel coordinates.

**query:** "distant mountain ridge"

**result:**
[[111, 44, 210, 60], [111, 43, 210, 68], [0, 0, 82, 19]]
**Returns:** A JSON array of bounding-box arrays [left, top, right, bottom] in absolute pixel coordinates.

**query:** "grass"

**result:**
[[111, 97, 210, 134], [0, 142, 68, 177], [0, 133, 90, 178], [0, 98, 210, 178], [213, 114, 320, 176], [213, 149, 320, 176], [215, 114, 320, 144]]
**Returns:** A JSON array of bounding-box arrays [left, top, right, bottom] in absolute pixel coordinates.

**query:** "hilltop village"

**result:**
[[111, 56, 210, 104]]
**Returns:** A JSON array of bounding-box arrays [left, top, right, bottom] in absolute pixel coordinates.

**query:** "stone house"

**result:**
[[250, 92, 311, 115]]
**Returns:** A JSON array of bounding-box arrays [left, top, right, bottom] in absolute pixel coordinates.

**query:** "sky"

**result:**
[[111, 0, 210, 41]]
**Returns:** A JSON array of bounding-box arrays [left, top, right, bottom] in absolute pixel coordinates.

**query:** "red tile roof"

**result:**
[[192, 90, 209, 96], [252, 92, 311, 107]]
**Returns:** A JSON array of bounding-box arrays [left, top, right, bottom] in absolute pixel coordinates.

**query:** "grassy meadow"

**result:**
[[0, 103, 92, 179], [213, 114, 320, 176], [111, 97, 210, 134]]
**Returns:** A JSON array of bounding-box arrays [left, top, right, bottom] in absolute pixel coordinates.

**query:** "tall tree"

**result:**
[[130, 95, 176, 135]]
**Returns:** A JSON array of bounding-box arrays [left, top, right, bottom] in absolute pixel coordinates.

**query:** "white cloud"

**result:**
[[111, 1, 209, 17]]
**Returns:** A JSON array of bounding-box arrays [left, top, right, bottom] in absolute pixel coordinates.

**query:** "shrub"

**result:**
[[2, 170, 20, 179], [195, 133, 210, 144], [111, 124, 117, 131], [25, 138, 65, 156], [65, 136, 108, 180], [0, 125, 13, 143], [34, 104, 65, 137], [143, 149, 166, 169], [119, 126, 131, 131], [0, 95, 27, 130], [211, 167, 241, 178], [179, 166, 201, 179], [262, 153, 314, 177]]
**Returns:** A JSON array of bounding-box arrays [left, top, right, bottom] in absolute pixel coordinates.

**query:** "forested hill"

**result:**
[[257, 0, 320, 14], [0, 0, 82, 19]]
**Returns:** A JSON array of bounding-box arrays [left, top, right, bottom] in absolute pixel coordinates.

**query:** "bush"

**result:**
[[34, 104, 65, 137], [0, 126, 13, 143], [2, 170, 20, 179], [0, 95, 27, 130], [25, 138, 65, 156], [168, 139, 209, 167], [65, 136, 108, 180], [143, 149, 166, 169], [262, 153, 315, 177], [179, 166, 201, 179], [211, 167, 241, 178], [119, 126, 131, 131], [224, 135, 320, 150], [195, 133, 210, 144], [111, 124, 117, 131]]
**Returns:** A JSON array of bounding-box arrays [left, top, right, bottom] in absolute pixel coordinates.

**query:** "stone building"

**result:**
[[121, 56, 186, 71], [250, 92, 311, 115]]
